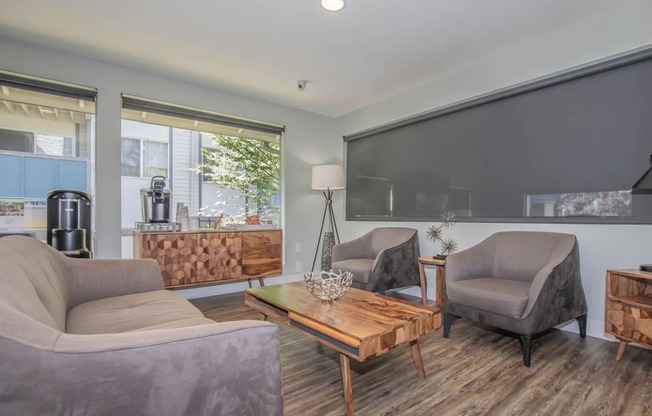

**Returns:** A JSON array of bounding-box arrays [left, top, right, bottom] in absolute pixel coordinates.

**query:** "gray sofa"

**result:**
[[0, 236, 283, 416], [331, 227, 420, 292]]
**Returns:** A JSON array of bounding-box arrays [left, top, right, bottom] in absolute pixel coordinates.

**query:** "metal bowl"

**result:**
[[304, 270, 353, 302]]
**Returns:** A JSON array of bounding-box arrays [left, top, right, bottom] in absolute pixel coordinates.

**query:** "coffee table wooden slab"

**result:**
[[244, 281, 441, 415]]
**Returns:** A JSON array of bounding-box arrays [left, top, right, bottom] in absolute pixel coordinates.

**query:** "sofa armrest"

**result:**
[[65, 258, 164, 309], [1, 321, 283, 416]]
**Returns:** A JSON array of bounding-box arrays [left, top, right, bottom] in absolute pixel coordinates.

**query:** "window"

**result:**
[[121, 138, 141, 176], [0, 128, 34, 152], [35, 135, 74, 157], [526, 190, 631, 218], [0, 71, 96, 239], [144, 141, 168, 178], [120, 96, 284, 231], [120, 136, 168, 178]]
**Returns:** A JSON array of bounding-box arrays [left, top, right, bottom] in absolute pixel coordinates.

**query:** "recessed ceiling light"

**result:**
[[321, 0, 345, 12]]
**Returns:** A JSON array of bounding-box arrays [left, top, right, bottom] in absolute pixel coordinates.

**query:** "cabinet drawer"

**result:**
[[606, 301, 652, 344]]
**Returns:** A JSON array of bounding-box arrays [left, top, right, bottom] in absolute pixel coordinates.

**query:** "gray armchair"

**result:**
[[331, 227, 420, 293], [443, 231, 587, 367]]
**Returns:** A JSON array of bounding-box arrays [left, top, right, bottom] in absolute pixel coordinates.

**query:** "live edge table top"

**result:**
[[244, 282, 442, 362]]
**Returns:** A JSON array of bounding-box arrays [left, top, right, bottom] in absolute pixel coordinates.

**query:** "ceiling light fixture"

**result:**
[[321, 0, 345, 12]]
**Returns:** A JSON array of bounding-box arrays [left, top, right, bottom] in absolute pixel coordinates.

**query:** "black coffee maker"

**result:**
[[47, 190, 92, 258]]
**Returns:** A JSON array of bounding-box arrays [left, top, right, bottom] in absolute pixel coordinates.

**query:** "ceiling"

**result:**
[[0, 0, 639, 118]]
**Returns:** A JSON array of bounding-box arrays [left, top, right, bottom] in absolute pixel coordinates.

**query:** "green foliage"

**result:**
[[197, 134, 280, 219]]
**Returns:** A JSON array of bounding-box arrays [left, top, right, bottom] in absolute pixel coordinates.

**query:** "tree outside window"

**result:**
[[198, 134, 280, 225]]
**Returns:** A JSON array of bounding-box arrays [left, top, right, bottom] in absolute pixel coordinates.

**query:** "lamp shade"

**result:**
[[632, 155, 652, 194], [311, 165, 345, 190]]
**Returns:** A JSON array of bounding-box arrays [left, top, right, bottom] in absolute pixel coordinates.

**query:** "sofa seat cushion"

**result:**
[[331, 259, 374, 284], [446, 278, 531, 318], [66, 290, 214, 334]]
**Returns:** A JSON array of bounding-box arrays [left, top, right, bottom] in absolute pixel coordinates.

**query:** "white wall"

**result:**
[[336, 1, 652, 339], [0, 36, 342, 290]]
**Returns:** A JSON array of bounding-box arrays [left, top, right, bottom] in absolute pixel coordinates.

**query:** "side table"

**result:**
[[417, 256, 446, 306], [605, 268, 652, 360]]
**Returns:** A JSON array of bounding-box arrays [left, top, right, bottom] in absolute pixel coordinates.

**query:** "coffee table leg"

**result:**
[[409, 340, 426, 379], [340, 354, 354, 416]]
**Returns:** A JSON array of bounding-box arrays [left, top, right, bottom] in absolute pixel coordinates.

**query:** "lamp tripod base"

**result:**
[[321, 231, 335, 271], [311, 190, 340, 272]]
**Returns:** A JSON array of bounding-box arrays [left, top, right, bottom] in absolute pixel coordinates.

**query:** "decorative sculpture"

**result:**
[[425, 211, 458, 256]]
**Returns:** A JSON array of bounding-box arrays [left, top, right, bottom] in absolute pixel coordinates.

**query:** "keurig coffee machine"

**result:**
[[141, 175, 171, 223], [47, 190, 92, 258], [135, 176, 180, 232]]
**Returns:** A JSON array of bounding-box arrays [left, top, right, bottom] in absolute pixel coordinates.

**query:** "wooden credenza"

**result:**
[[605, 268, 652, 360], [133, 229, 282, 289]]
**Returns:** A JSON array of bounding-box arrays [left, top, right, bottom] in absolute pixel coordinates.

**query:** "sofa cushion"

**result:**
[[66, 290, 214, 334], [446, 278, 531, 318], [331, 259, 374, 284]]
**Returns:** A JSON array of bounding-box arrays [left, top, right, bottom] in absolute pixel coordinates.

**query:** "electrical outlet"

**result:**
[[295, 243, 302, 253], [295, 262, 302, 272]]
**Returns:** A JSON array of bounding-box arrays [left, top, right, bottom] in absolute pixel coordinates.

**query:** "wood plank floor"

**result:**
[[191, 293, 652, 416]]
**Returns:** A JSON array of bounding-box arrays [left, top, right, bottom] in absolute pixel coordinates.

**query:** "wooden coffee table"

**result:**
[[244, 282, 441, 415]]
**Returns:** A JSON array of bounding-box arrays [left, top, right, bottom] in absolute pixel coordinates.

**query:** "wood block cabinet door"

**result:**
[[196, 232, 243, 283], [243, 231, 282, 277], [136, 232, 197, 287], [605, 269, 652, 360]]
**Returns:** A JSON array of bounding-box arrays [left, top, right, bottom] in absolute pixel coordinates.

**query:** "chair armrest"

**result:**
[[365, 234, 420, 292], [2, 321, 283, 416], [65, 258, 164, 309], [521, 239, 586, 321]]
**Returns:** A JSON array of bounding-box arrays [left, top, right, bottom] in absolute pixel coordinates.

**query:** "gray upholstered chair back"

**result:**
[[446, 231, 576, 284], [492, 232, 575, 282], [369, 227, 418, 257]]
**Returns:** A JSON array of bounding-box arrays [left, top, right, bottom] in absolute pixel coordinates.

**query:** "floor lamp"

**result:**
[[311, 164, 345, 272]]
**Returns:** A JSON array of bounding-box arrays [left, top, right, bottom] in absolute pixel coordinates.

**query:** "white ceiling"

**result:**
[[0, 0, 639, 118]]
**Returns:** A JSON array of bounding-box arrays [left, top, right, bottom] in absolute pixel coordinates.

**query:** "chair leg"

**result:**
[[443, 313, 459, 338], [576, 314, 587, 338], [519, 334, 532, 367]]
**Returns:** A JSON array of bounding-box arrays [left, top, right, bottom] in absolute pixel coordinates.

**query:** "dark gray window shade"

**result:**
[[121, 95, 284, 136], [0, 71, 97, 101], [345, 49, 652, 224]]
